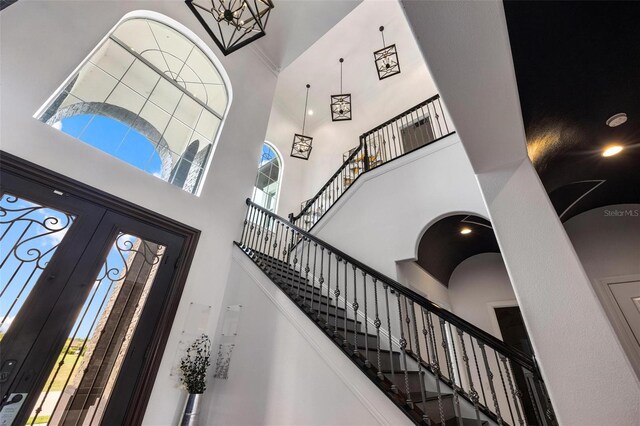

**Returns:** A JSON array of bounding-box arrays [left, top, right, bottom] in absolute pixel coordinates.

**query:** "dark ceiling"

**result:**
[[503, 0, 640, 221], [418, 2, 640, 285], [416, 215, 498, 286]]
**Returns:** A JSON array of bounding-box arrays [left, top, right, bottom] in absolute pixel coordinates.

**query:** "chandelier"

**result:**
[[373, 26, 401, 80], [330, 58, 352, 121], [185, 0, 275, 56], [291, 84, 313, 160]]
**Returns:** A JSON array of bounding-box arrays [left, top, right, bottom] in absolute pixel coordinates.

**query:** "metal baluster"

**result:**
[[342, 260, 349, 346], [352, 265, 360, 355], [416, 107, 430, 147], [447, 323, 462, 426], [316, 246, 325, 316], [403, 296, 413, 354], [426, 310, 446, 425], [255, 210, 266, 261], [495, 352, 516, 425], [302, 238, 311, 305], [470, 338, 488, 409], [499, 354, 524, 426], [423, 103, 437, 141], [362, 271, 369, 366], [410, 302, 430, 423], [383, 284, 396, 392], [439, 319, 455, 381], [282, 225, 290, 264], [381, 126, 390, 164], [439, 318, 463, 425], [394, 120, 402, 158], [310, 242, 318, 312], [248, 206, 258, 253], [539, 375, 557, 425], [411, 109, 422, 150], [239, 204, 251, 248], [396, 293, 413, 408], [325, 251, 332, 327], [457, 329, 482, 425], [436, 97, 448, 134], [258, 210, 269, 261], [373, 278, 383, 378], [334, 256, 341, 336], [267, 220, 280, 272], [524, 369, 544, 426], [479, 343, 503, 425], [295, 235, 304, 299]]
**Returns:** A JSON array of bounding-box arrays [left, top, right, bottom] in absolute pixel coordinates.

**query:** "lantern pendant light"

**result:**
[[291, 84, 313, 160], [330, 58, 352, 121], [185, 0, 275, 56], [373, 26, 401, 80]]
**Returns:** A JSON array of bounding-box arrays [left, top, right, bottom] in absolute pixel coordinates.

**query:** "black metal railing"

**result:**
[[290, 94, 454, 232], [239, 199, 556, 425]]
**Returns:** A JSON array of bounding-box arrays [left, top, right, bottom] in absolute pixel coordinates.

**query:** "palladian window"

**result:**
[[251, 143, 282, 213], [38, 17, 229, 194]]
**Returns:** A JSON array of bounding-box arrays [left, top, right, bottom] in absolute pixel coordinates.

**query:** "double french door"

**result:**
[[0, 159, 195, 425]]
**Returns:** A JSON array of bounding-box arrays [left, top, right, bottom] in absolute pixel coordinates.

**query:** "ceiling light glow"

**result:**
[[460, 227, 472, 235], [308, 110, 314, 116], [606, 113, 627, 127], [602, 145, 623, 157]]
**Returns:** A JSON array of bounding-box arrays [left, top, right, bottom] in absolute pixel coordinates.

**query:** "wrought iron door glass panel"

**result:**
[[28, 233, 166, 426], [0, 193, 76, 337]]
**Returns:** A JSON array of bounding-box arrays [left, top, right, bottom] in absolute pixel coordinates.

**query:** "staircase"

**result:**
[[238, 200, 557, 425], [290, 94, 454, 232]]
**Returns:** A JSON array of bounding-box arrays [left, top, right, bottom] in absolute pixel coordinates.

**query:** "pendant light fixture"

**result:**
[[330, 58, 352, 121], [373, 26, 401, 80], [185, 0, 275, 56], [291, 84, 313, 160]]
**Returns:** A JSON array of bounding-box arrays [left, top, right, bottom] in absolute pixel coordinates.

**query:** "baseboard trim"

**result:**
[[232, 246, 412, 426]]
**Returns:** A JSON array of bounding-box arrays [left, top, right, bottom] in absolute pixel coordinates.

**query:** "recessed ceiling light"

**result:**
[[460, 227, 472, 235], [602, 145, 624, 157], [308, 110, 314, 116], [606, 113, 627, 127]]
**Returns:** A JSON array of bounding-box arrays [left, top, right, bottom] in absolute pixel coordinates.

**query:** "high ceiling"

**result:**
[[253, 0, 361, 71], [503, 0, 640, 221], [271, 0, 428, 129], [418, 1, 640, 285]]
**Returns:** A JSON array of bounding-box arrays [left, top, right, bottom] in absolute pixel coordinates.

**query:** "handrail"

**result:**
[[362, 94, 440, 137], [291, 143, 363, 222], [290, 94, 453, 231], [247, 198, 539, 375]]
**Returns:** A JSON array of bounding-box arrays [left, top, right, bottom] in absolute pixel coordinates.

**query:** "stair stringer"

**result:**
[[220, 245, 414, 425]]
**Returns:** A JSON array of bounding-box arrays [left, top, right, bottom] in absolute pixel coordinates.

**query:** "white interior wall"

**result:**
[[204, 247, 411, 426], [396, 260, 451, 310], [447, 204, 640, 342], [401, 1, 640, 423], [263, 101, 310, 218], [448, 253, 515, 338], [0, 2, 277, 424], [313, 136, 488, 280], [267, 0, 441, 217]]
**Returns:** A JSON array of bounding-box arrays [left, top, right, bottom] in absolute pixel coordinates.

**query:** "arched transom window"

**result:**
[[38, 17, 230, 194], [252, 143, 282, 213]]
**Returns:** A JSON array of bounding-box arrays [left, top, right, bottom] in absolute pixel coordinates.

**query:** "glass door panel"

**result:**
[[0, 193, 76, 338], [29, 233, 166, 426]]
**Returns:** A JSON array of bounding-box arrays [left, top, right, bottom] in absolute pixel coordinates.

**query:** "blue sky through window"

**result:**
[[58, 115, 163, 176], [0, 196, 140, 340]]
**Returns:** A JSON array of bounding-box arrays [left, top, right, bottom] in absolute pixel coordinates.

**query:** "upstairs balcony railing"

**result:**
[[290, 94, 454, 231]]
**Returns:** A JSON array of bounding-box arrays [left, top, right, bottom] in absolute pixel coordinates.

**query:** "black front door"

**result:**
[[0, 166, 188, 425]]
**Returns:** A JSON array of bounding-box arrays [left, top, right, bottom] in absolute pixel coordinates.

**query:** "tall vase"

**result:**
[[180, 393, 202, 426]]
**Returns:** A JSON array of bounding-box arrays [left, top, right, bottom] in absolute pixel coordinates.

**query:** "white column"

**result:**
[[401, 1, 640, 424]]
